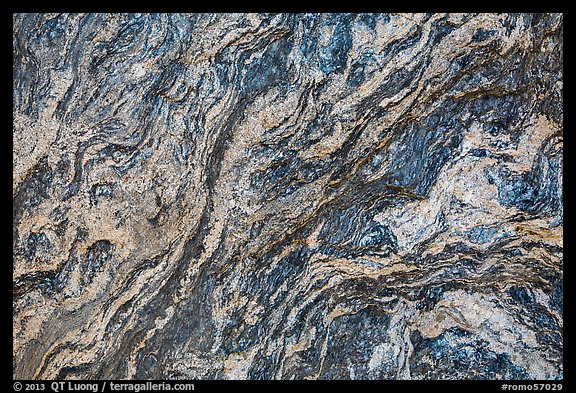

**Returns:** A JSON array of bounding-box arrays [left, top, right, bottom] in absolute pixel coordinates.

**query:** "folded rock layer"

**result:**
[[13, 13, 563, 380]]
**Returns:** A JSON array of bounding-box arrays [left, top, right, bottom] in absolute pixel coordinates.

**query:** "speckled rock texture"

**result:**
[[13, 13, 563, 380]]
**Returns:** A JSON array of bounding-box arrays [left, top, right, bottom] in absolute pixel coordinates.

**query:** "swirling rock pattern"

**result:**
[[13, 13, 563, 380]]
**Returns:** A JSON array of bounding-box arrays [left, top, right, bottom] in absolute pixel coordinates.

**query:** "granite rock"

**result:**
[[13, 13, 563, 380]]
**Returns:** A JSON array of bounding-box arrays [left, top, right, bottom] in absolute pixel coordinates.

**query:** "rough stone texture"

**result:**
[[13, 13, 563, 380]]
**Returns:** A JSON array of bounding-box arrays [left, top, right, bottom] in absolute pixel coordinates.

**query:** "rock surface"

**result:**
[[13, 13, 563, 380]]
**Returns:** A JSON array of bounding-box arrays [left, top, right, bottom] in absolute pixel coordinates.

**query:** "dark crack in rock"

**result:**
[[13, 13, 562, 380]]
